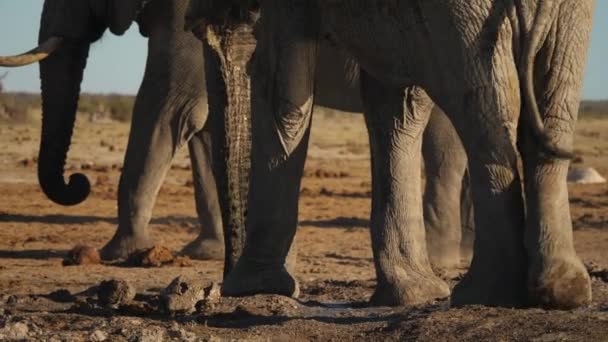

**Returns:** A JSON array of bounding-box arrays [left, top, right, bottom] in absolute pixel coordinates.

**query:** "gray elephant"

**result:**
[[187, 0, 595, 309], [0, 0, 232, 262], [315, 44, 474, 270], [1, 0, 473, 274]]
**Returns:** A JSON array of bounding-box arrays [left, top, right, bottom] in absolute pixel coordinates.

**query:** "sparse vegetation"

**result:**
[[0, 90, 605, 125], [579, 100, 608, 120], [0, 91, 136, 123]]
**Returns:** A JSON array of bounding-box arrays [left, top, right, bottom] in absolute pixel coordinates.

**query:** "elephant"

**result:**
[[315, 43, 474, 270], [187, 0, 595, 309], [0, 0, 233, 262], [1, 0, 474, 274]]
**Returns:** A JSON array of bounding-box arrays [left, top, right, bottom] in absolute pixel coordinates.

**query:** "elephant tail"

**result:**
[[518, 0, 573, 159]]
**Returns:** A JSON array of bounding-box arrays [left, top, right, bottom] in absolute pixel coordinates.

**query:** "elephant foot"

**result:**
[[222, 260, 300, 298], [370, 268, 450, 307], [451, 249, 527, 308], [528, 255, 591, 309], [180, 237, 224, 260], [99, 233, 154, 261]]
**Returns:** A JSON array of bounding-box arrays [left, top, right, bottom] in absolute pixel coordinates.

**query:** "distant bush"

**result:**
[[0, 92, 136, 124], [579, 100, 608, 120]]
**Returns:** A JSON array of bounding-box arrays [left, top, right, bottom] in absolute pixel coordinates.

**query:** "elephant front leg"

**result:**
[[422, 108, 470, 271], [221, 1, 318, 298], [100, 107, 176, 260], [181, 128, 225, 260], [362, 75, 450, 306]]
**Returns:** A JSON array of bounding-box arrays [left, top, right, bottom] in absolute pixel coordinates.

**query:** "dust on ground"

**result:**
[[0, 108, 607, 341]]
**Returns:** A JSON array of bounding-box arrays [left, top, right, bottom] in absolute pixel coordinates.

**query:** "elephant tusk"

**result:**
[[0, 37, 64, 67]]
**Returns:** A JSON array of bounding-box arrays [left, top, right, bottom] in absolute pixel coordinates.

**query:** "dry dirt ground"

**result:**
[[0, 109, 607, 341]]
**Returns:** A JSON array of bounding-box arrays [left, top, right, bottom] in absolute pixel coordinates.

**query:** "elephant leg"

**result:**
[[180, 127, 224, 260], [100, 88, 207, 260], [449, 83, 528, 307], [362, 76, 450, 306], [222, 1, 318, 298], [100, 110, 174, 260], [520, 3, 593, 309], [459, 169, 475, 266], [422, 107, 469, 270]]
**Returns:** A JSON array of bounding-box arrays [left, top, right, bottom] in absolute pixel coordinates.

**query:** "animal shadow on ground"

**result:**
[[299, 217, 369, 228], [0, 213, 199, 227]]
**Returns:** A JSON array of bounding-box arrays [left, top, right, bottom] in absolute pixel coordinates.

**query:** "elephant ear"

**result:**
[[104, 0, 147, 35]]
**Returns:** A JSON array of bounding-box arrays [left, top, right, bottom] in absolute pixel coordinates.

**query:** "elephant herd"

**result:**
[[0, 0, 596, 310]]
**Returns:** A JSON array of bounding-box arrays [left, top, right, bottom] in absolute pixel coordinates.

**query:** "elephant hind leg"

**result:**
[[520, 2, 593, 309], [448, 84, 528, 308], [362, 73, 449, 307], [180, 127, 225, 260], [423, 107, 469, 271]]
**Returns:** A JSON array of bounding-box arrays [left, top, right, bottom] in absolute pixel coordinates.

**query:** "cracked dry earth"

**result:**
[[1, 109, 607, 341]]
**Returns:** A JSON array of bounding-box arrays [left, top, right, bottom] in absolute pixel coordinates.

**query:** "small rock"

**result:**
[[90, 330, 108, 342], [125, 246, 174, 268], [97, 279, 136, 307], [5, 295, 18, 305], [1, 322, 29, 340], [568, 167, 606, 184], [81, 162, 93, 170], [171, 256, 193, 267], [168, 327, 196, 342], [63, 245, 101, 266], [95, 175, 111, 186], [93, 165, 110, 173], [136, 327, 165, 342], [18, 158, 32, 167], [161, 277, 209, 314]]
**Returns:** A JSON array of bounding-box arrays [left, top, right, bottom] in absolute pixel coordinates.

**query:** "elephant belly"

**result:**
[[319, 0, 515, 95], [320, 0, 446, 87]]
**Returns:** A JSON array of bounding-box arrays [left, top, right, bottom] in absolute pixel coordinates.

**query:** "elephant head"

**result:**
[[0, 0, 145, 205]]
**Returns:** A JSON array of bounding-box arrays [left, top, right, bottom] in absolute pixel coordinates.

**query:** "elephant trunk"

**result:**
[[37, 1, 92, 206], [517, 0, 573, 159], [204, 23, 257, 277]]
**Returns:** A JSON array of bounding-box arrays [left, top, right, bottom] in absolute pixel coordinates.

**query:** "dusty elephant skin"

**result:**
[[1, 0, 473, 278], [315, 42, 474, 271], [193, 0, 596, 309]]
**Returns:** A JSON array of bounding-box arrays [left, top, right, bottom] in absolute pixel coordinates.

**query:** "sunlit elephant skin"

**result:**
[[316, 43, 474, 271], [188, 0, 595, 309]]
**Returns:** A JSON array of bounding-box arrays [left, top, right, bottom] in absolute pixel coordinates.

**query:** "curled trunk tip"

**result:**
[[38, 170, 91, 206]]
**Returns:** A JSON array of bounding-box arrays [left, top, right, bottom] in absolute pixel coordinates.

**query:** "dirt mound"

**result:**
[[63, 245, 101, 266], [123, 246, 193, 268]]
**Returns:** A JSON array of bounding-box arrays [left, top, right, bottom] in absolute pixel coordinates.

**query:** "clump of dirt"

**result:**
[[123, 246, 193, 268], [160, 276, 220, 314], [305, 168, 350, 179], [97, 279, 136, 307], [63, 245, 102, 266]]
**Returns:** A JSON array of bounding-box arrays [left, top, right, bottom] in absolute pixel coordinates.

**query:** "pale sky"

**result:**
[[1, 0, 607, 99]]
